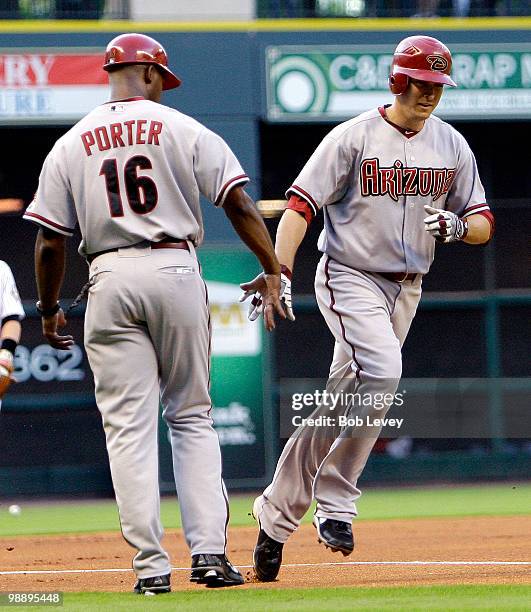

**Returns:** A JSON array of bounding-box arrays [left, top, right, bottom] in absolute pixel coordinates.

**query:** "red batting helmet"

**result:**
[[103, 33, 181, 90], [389, 35, 457, 95]]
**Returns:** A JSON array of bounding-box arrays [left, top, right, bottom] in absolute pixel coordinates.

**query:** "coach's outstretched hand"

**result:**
[[240, 273, 286, 331], [241, 265, 295, 324]]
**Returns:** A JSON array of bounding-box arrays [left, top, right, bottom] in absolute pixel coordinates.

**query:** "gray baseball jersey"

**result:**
[[25, 97, 248, 578], [287, 106, 489, 275], [24, 97, 248, 255]]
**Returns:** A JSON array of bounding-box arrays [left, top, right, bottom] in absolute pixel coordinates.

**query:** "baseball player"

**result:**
[[242, 35, 495, 581], [0, 260, 24, 409], [24, 33, 284, 594]]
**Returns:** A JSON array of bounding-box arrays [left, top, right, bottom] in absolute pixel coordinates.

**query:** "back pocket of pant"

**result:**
[[159, 265, 195, 275]]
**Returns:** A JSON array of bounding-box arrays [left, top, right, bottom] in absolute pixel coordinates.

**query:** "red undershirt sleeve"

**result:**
[[286, 194, 315, 226]]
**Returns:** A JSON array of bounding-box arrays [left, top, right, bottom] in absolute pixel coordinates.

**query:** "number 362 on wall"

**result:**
[[14, 344, 86, 383]]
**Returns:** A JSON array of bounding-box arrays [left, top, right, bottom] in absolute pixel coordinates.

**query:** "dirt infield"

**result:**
[[1, 516, 530, 592]]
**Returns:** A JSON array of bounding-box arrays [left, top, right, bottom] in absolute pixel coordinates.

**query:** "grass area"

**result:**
[[0, 483, 529, 537], [10, 585, 530, 611]]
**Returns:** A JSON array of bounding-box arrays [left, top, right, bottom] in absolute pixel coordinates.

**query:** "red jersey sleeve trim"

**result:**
[[462, 203, 490, 218], [286, 185, 319, 216], [476, 209, 494, 229], [215, 174, 249, 207], [23, 211, 75, 236], [286, 195, 315, 226]]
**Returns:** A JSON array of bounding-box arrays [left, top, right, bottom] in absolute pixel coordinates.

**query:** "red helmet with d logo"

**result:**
[[389, 35, 457, 95]]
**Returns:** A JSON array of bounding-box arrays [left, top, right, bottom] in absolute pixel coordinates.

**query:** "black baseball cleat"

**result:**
[[253, 528, 284, 582], [133, 573, 171, 595], [190, 554, 244, 587], [313, 516, 354, 556]]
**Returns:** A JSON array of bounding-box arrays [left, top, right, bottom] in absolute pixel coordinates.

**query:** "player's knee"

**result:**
[[355, 352, 402, 382], [162, 407, 212, 429]]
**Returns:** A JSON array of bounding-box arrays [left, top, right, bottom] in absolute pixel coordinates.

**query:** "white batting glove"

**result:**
[[246, 291, 264, 321], [238, 278, 265, 321], [280, 266, 295, 321], [424, 205, 468, 243], [279, 265, 295, 322], [240, 266, 295, 322]]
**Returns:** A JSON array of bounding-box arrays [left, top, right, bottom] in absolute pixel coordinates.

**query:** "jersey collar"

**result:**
[[378, 105, 419, 139], [104, 96, 146, 104]]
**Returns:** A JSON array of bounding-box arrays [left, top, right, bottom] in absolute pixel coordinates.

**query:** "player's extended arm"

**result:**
[[271, 209, 309, 321], [276, 208, 309, 272], [35, 228, 74, 350], [223, 186, 285, 331]]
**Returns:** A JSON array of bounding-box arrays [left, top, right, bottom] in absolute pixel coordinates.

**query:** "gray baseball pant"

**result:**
[[255, 255, 422, 542], [84, 243, 228, 578]]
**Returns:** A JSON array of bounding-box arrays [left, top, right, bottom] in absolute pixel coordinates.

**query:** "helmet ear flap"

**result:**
[[389, 73, 408, 95]]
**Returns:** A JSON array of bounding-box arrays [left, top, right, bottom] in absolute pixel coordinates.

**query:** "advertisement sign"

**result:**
[[266, 44, 531, 121], [0, 50, 109, 122]]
